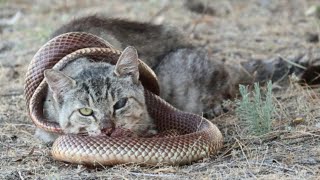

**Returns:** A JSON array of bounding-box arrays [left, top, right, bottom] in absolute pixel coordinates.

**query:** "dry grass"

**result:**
[[1, 0, 320, 179]]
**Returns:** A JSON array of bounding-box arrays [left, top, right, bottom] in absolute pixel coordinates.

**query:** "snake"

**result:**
[[24, 32, 223, 166]]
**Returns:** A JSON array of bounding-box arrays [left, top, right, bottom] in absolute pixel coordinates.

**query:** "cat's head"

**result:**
[[44, 46, 153, 136]]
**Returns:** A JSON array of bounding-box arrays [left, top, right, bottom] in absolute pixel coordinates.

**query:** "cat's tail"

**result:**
[[229, 53, 320, 88]]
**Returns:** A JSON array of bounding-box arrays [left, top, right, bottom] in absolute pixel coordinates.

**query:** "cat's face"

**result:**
[[44, 47, 154, 136]]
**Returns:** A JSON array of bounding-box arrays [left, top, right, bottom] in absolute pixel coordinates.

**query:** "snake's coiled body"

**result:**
[[24, 32, 223, 165]]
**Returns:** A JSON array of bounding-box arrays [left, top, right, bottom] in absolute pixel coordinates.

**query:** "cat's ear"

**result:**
[[114, 46, 139, 83], [44, 69, 76, 99]]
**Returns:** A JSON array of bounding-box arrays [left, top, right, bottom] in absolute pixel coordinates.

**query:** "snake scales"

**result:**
[[24, 32, 223, 165]]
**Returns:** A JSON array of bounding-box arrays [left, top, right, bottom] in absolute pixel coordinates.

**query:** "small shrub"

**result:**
[[236, 81, 274, 135]]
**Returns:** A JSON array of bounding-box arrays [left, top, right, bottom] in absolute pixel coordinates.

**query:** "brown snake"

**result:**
[[24, 32, 223, 166]]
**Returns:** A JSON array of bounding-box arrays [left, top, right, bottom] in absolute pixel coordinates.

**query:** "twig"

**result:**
[[235, 138, 250, 168], [250, 161, 296, 173], [18, 171, 25, 180], [149, 2, 170, 23], [0, 11, 21, 26], [294, 164, 316, 175], [1, 123, 34, 127], [282, 130, 320, 140], [278, 55, 307, 70], [0, 93, 23, 97], [246, 170, 257, 179], [258, 146, 269, 172], [188, 0, 215, 36], [310, 72, 320, 83], [220, 141, 241, 158]]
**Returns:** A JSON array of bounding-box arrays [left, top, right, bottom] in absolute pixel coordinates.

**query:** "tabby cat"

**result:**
[[36, 15, 248, 142], [51, 15, 235, 116], [36, 46, 156, 143]]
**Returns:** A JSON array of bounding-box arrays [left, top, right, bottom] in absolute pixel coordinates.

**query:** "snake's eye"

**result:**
[[114, 97, 128, 110], [79, 108, 93, 116]]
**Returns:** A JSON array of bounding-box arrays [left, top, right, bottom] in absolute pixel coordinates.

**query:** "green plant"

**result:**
[[236, 81, 274, 135]]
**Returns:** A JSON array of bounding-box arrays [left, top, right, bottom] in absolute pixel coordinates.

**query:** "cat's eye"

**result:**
[[114, 97, 128, 110], [79, 108, 93, 116]]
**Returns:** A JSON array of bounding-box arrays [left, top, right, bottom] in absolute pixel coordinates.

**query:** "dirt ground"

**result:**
[[1, 0, 320, 179]]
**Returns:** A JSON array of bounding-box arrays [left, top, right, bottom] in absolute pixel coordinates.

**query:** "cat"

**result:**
[[38, 15, 294, 142], [51, 15, 234, 117], [35, 46, 157, 143], [36, 15, 302, 141]]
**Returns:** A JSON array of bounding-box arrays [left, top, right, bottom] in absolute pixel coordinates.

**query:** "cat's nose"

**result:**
[[100, 120, 114, 136], [100, 120, 114, 129]]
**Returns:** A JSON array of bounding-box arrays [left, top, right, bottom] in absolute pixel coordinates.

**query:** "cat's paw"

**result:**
[[34, 128, 58, 144]]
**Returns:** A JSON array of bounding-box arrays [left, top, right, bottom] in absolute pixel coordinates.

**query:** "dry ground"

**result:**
[[1, 0, 320, 179]]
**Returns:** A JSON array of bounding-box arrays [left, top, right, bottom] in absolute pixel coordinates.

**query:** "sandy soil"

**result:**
[[1, 0, 320, 179]]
